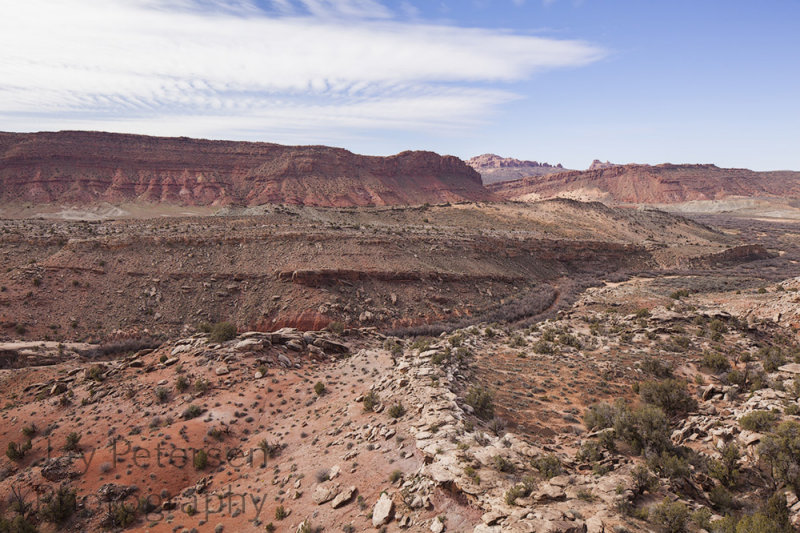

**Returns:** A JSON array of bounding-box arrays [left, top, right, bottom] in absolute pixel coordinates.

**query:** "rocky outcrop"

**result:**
[[489, 163, 800, 204], [466, 154, 566, 185], [0, 131, 492, 207]]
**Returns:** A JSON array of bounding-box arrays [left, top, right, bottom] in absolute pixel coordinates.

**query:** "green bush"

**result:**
[[0, 516, 37, 533], [182, 404, 203, 420], [274, 505, 288, 520], [650, 498, 688, 533], [6, 440, 32, 461], [613, 403, 672, 454], [39, 485, 77, 523], [64, 432, 81, 452], [387, 402, 406, 419], [363, 390, 379, 412], [531, 454, 562, 479], [709, 442, 741, 488], [155, 386, 170, 403], [712, 492, 792, 533], [739, 410, 779, 432], [759, 420, 800, 493], [492, 454, 516, 473], [647, 451, 689, 480], [641, 357, 674, 378], [194, 449, 208, 470], [583, 402, 616, 430], [313, 382, 326, 396], [464, 386, 494, 420], [631, 464, 657, 495], [209, 321, 237, 342], [638, 379, 697, 416], [106, 502, 137, 528], [702, 351, 731, 373], [175, 375, 189, 392]]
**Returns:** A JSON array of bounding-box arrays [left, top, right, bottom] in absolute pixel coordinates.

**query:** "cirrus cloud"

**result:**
[[0, 0, 605, 143]]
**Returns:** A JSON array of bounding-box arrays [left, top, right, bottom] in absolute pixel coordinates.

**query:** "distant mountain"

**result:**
[[588, 159, 618, 170], [489, 163, 800, 205], [0, 131, 492, 208], [466, 153, 566, 184]]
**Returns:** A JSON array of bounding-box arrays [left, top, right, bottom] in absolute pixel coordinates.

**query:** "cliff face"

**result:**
[[466, 153, 566, 185], [489, 163, 800, 204], [0, 131, 491, 207]]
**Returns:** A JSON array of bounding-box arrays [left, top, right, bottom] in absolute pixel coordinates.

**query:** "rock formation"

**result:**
[[0, 131, 491, 207], [489, 163, 800, 204], [466, 154, 566, 184]]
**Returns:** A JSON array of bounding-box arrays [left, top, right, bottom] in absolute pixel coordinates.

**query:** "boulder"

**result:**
[[331, 486, 356, 508], [372, 493, 394, 527]]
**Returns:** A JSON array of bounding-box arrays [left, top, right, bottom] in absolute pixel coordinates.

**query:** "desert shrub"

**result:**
[[631, 464, 657, 495], [194, 449, 208, 470], [86, 364, 105, 382], [709, 442, 741, 488], [464, 386, 494, 420], [760, 346, 786, 373], [709, 485, 736, 511], [182, 404, 203, 420], [105, 501, 137, 528], [690, 507, 712, 531], [154, 386, 169, 403], [78, 337, 160, 359], [638, 379, 697, 416], [209, 321, 237, 342], [363, 390, 379, 412], [713, 492, 792, 533], [313, 382, 326, 396], [383, 338, 403, 355], [0, 516, 37, 533], [739, 410, 779, 432], [39, 484, 77, 523], [327, 321, 345, 334], [6, 440, 32, 461], [759, 420, 800, 493], [505, 485, 525, 505], [195, 378, 210, 394], [492, 454, 515, 473], [650, 498, 688, 533], [702, 351, 731, 373], [647, 451, 689, 480], [175, 375, 189, 392], [577, 440, 604, 463], [532, 454, 562, 479], [583, 402, 616, 430], [410, 336, 434, 352], [532, 340, 555, 354], [64, 432, 81, 452], [21, 424, 36, 438], [670, 289, 690, 300], [557, 333, 581, 349], [641, 357, 674, 378], [613, 403, 671, 454], [258, 439, 282, 459], [387, 402, 406, 418], [709, 319, 728, 334], [388, 470, 403, 483]]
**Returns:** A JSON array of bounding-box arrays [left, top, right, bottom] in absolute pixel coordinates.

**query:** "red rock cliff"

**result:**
[[0, 131, 491, 207]]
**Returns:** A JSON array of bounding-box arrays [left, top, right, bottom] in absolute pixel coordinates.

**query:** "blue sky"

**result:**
[[1, 0, 798, 170]]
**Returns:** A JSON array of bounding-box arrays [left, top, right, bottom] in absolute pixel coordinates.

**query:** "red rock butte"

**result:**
[[0, 131, 493, 207]]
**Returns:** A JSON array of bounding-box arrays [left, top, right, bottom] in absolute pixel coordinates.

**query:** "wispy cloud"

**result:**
[[0, 0, 605, 143]]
